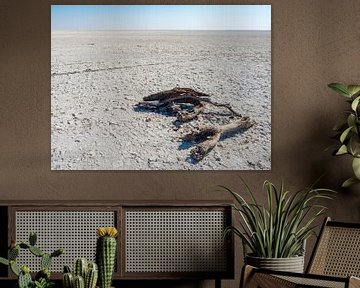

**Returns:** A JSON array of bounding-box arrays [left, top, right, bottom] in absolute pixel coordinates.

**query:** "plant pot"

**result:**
[[245, 254, 304, 273]]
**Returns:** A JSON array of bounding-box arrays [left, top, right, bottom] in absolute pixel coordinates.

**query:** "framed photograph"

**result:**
[[51, 5, 271, 170]]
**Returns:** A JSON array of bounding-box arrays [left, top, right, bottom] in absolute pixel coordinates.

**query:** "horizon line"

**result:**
[[51, 29, 271, 32]]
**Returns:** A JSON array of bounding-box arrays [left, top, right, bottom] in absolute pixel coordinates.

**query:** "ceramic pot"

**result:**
[[245, 254, 305, 273]]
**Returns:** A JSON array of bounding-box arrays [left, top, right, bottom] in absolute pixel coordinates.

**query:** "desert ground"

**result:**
[[51, 30, 271, 170]]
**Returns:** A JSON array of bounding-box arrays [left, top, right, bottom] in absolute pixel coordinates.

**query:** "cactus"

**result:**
[[9, 246, 19, 260], [74, 258, 88, 279], [10, 260, 21, 276], [64, 265, 72, 273], [85, 263, 98, 288], [29, 232, 37, 246], [18, 267, 32, 288], [74, 275, 85, 288], [41, 253, 52, 270], [0, 233, 64, 288], [96, 227, 118, 288], [29, 245, 44, 257], [63, 272, 74, 288], [0, 257, 9, 266], [63, 260, 98, 288], [19, 271, 32, 288], [51, 248, 64, 258]]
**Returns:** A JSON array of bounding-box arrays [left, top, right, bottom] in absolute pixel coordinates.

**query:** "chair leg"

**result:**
[[240, 265, 255, 288], [215, 278, 221, 288]]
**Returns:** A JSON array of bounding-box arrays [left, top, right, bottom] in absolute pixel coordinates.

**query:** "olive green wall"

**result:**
[[1, 0, 360, 287]]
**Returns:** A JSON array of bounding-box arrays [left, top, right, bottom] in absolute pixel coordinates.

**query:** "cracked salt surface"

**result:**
[[51, 30, 271, 170]]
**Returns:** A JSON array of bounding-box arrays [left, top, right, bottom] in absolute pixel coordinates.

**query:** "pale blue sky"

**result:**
[[51, 5, 271, 31]]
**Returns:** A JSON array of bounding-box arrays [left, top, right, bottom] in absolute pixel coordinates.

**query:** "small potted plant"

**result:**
[[328, 83, 360, 187], [222, 179, 334, 273]]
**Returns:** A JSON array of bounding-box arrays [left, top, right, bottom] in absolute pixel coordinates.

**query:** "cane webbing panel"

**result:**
[[277, 275, 345, 288], [309, 226, 360, 277], [249, 272, 297, 288], [15, 211, 115, 272], [125, 210, 227, 273]]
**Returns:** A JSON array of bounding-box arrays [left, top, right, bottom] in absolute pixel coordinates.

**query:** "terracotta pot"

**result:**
[[245, 254, 304, 273]]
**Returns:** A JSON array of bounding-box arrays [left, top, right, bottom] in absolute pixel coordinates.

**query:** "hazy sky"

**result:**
[[51, 5, 271, 31]]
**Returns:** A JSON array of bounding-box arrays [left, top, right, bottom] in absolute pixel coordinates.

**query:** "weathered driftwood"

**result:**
[[137, 87, 242, 121], [183, 117, 254, 161], [177, 105, 205, 122], [135, 87, 254, 161], [143, 87, 209, 102]]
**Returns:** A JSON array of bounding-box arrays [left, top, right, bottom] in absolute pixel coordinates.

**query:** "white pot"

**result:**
[[245, 254, 305, 273]]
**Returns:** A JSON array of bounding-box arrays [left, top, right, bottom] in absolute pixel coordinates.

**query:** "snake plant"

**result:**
[[329, 83, 360, 187], [223, 179, 335, 258]]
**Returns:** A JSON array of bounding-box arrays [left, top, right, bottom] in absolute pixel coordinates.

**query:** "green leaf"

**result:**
[[348, 85, 360, 97], [340, 126, 353, 143], [352, 157, 360, 179], [336, 144, 348, 155], [351, 96, 360, 111], [328, 83, 351, 97], [0, 257, 9, 266], [342, 177, 360, 188], [347, 114, 356, 128], [349, 135, 360, 157]]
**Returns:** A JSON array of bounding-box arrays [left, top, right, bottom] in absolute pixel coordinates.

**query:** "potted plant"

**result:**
[[328, 83, 360, 187], [222, 179, 334, 273]]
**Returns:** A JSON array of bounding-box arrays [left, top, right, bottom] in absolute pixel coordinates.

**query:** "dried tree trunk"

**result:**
[[183, 117, 254, 161]]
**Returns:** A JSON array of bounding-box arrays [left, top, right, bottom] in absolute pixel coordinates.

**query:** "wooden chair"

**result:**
[[241, 217, 360, 288]]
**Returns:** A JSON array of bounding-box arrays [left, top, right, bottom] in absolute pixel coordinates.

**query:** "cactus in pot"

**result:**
[[96, 227, 118, 288], [62, 259, 98, 288]]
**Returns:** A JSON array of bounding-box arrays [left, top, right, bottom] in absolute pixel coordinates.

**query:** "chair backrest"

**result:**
[[307, 217, 360, 277]]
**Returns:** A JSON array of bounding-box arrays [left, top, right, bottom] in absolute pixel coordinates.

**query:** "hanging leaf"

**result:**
[[340, 126, 353, 143], [349, 135, 360, 157], [351, 96, 360, 111], [347, 114, 356, 128], [347, 85, 360, 97], [328, 83, 351, 97], [352, 157, 360, 179], [336, 145, 348, 155], [342, 177, 360, 188]]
